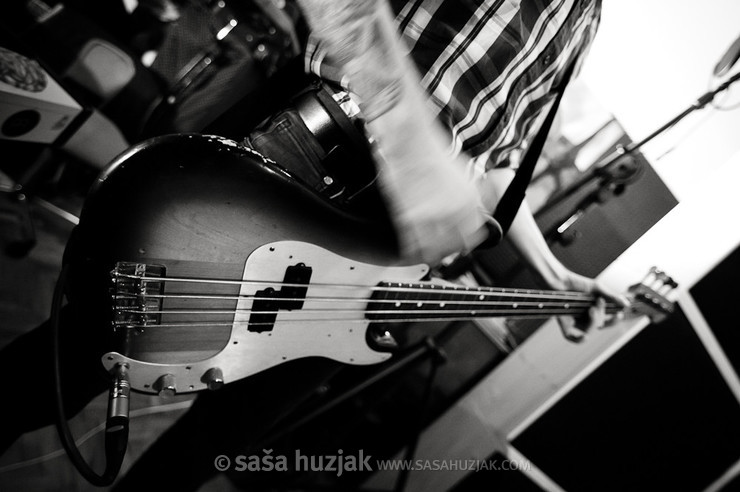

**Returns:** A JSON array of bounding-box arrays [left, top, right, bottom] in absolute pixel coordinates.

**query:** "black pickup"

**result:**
[[248, 263, 313, 333]]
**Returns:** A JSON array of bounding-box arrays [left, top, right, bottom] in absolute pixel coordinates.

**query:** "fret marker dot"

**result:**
[[564, 303, 570, 309], [417, 302, 423, 307], [513, 303, 518, 309], [395, 301, 401, 307], [538, 303, 544, 309], [479, 295, 485, 301]]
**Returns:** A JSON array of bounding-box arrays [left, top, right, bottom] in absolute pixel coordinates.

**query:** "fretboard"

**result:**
[[366, 281, 620, 323]]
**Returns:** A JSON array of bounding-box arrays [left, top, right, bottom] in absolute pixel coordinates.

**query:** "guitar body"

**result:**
[[65, 134, 422, 394]]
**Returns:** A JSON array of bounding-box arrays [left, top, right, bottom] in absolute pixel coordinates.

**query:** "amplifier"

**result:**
[[0, 46, 83, 144]]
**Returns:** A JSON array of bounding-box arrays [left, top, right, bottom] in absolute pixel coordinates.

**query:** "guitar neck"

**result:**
[[367, 281, 620, 323]]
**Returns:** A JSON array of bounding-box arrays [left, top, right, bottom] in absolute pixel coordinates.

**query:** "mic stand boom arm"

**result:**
[[539, 69, 740, 243]]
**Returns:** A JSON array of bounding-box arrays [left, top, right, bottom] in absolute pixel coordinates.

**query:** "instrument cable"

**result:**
[[0, 401, 191, 475], [51, 263, 129, 486]]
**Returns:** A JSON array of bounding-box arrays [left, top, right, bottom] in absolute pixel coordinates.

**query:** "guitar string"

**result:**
[[115, 293, 598, 306], [111, 273, 596, 300], [114, 300, 607, 316], [114, 307, 626, 329], [114, 291, 595, 303], [113, 286, 596, 304], [113, 304, 625, 325]]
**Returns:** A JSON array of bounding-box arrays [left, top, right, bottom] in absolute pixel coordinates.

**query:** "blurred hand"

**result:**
[[296, 0, 492, 266], [373, 146, 490, 265]]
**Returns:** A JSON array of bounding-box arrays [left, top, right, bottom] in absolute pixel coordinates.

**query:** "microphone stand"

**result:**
[[538, 69, 740, 244]]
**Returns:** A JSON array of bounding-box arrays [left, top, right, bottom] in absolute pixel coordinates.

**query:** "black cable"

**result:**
[[51, 264, 129, 487], [393, 338, 446, 492]]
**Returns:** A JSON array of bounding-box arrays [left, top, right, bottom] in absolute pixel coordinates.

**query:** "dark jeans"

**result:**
[[247, 81, 387, 219], [0, 88, 380, 490]]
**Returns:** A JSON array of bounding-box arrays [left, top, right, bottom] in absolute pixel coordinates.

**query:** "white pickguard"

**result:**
[[102, 241, 428, 394]]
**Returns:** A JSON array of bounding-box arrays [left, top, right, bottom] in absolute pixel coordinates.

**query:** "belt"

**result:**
[[293, 87, 347, 158], [292, 80, 378, 201]]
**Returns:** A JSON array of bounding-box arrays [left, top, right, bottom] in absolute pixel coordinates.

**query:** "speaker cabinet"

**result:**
[[494, 245, 740, 492]]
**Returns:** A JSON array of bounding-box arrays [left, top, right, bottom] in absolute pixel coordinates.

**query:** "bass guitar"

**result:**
[[64, 133, 675, 396]]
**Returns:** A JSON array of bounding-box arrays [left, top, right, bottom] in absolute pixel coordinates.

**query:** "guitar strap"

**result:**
[[487, 59, 577, 242]]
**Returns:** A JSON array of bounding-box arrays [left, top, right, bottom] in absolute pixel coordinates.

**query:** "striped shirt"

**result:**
[[305, 0, 601, 176]]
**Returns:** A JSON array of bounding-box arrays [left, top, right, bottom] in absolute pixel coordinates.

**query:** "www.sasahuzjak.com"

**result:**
[[213, 451, 530, 476]]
